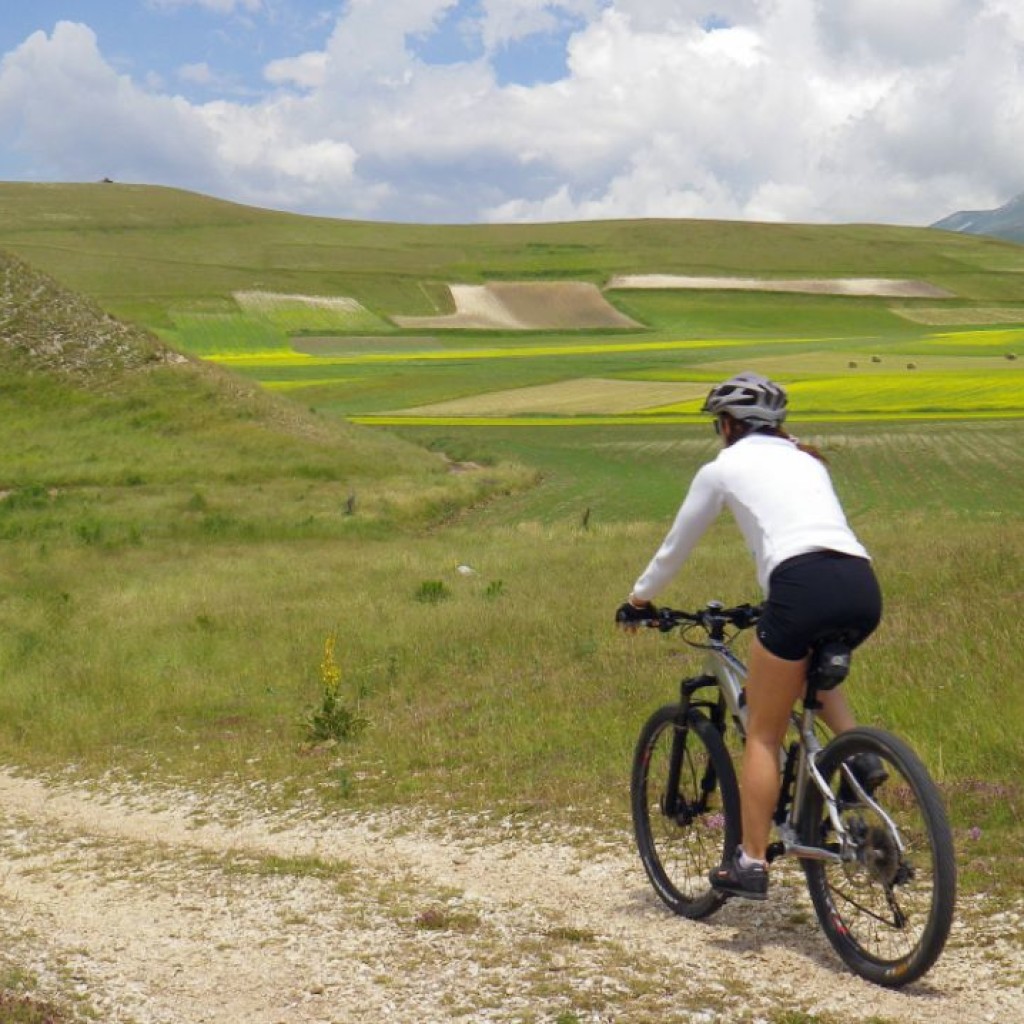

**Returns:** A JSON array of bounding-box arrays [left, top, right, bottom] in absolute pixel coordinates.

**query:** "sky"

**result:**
[[1, 0, 1023, 226]]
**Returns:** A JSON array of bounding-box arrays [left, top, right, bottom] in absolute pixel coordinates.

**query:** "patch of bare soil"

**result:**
[[393, 282, 641, 330], [233, 292, 367, 314], [1, 768, 1020, 1024], [607, 274, 955, 299]]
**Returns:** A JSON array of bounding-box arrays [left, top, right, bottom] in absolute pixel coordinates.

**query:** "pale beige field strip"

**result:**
[[390, 377, 707, 416], [607, 274, 954, 298], [394, 281, 641, 330], [233, 290, 368, 313]]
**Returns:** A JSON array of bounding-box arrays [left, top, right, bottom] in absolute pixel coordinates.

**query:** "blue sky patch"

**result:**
[[408, 0, 484, 66], [702, 15, 734, 32], [491, 30, 573, 87]]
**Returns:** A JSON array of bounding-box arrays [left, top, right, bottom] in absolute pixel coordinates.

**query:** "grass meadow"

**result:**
[[1, 185, 1023, 904]]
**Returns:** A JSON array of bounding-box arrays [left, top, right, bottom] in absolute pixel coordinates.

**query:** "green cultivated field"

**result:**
[[0, 184, 1021, 906]]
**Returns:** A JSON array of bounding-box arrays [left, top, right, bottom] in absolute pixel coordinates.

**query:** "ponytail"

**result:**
[[776, 428, 828, 463]]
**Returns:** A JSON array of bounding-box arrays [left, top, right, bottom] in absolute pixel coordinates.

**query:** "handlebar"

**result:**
[[643, 601, 762, 637]]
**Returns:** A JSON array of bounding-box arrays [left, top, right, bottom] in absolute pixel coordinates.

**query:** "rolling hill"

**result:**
[[4, 182, 1024, 335], [0, 247, 515, 538]]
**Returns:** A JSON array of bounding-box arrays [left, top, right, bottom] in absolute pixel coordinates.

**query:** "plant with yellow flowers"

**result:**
[[304, 634, 367, 744]]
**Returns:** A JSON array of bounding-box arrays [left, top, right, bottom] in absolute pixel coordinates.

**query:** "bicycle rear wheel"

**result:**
[[801, 726, 956, 986], [631, 704, 740, 920]]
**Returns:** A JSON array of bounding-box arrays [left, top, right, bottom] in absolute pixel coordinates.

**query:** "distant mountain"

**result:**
[[931, 192, 1024, 244]]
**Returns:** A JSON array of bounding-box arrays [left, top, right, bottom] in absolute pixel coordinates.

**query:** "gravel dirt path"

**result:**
[[1, 768, 1020, 1023]]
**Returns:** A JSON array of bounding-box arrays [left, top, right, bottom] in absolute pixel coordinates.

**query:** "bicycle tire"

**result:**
[[631, 703, 740, 920], [801, 726, 956, 987]]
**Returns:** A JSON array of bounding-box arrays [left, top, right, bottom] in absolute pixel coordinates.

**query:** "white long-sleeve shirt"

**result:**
[[631, 434, 869, 600]]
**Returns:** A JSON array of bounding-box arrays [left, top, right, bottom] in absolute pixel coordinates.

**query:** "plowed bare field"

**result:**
[[393, 282, 641, 330]]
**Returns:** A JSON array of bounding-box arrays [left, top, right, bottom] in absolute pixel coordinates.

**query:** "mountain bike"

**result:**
[[629, 601, 956, 987]]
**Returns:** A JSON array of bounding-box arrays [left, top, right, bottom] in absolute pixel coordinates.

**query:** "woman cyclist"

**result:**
[[617, 371, 883, 900]]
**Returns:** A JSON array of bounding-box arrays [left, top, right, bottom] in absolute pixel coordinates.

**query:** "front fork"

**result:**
[[661, 675, 719, 821], [661, 713, 688, 819]]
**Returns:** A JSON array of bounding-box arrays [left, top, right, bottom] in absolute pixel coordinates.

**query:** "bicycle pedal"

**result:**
[[765, 841, 785, 864]]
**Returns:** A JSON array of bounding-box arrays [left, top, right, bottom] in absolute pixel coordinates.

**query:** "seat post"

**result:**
[[803, 680, 823, 713]]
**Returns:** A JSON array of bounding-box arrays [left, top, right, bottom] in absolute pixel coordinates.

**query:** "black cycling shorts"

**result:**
[[756, 551, 882, 661]]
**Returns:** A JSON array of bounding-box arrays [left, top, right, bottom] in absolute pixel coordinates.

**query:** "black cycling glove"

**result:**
[[615, 600, 656, 627]]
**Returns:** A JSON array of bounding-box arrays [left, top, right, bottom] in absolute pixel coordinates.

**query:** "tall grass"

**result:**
[[0, 509, 1018, 831], [376, 420, 1024, 525], [159, 312, 289, 356]]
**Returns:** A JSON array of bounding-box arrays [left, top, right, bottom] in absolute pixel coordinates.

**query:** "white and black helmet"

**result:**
[[702, 371, 787, 428]]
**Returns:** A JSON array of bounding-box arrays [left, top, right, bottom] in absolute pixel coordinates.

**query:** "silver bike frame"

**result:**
[[698, 633, 871, 866]]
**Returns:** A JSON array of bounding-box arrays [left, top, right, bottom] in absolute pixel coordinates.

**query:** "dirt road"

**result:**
[[1, 768, 1020, 1023]]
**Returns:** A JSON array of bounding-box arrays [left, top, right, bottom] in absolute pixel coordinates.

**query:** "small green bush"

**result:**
[[414, 579, 450, 604]]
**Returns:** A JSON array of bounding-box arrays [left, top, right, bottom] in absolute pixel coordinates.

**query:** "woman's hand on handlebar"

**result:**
[[615, 600, 763, 635], [615, 600, 658, 630]]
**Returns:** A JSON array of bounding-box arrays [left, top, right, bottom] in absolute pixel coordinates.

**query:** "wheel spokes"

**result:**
[[824, 764, 936, 959]]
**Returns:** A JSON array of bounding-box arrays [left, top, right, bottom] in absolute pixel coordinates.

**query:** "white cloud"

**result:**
[[178, 61, 211, 84], [320, 0, 463, 88], [611, 1, 760, 31], [148, 0, 263, 12], [0, 21, 357, 211], [178, 61, 216, 85], [474, 1, 604, 51], [476, 1, 1024, 223], [0, 22, 219, 182], [264, 50, 328, 90], [1, 3, 1023, 224], [815, 0, 984, 69]]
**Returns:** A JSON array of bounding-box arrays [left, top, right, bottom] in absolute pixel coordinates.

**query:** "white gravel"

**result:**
[[1, 768, 1020, 1023]]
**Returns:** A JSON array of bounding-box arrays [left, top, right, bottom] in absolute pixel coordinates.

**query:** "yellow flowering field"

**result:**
[[207, 334, 814, 368], [203, 324, 1021, 423], [644, 371, 1023, 420]]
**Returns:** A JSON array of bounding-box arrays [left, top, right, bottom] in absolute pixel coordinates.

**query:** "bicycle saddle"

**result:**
[[807, 633, 856, 691]]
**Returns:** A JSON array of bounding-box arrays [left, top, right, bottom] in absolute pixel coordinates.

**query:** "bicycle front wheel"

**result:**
[[801, 726, 956, 987], [631, 704, 740, 920]]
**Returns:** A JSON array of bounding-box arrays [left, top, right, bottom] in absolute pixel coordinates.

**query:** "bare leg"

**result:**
[[739, 636, 808, 861], [818, 687, 857, 734]]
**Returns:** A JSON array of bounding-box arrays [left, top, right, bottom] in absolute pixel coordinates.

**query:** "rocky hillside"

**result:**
[[932, 192, 1024, 244], [0, 248, 185, 380]]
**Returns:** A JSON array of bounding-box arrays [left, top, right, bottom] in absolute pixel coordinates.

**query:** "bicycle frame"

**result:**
[[678, 620, 874, 867]]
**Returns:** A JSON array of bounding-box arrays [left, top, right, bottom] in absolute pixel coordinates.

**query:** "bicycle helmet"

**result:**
[[702, 371, 787, 428]]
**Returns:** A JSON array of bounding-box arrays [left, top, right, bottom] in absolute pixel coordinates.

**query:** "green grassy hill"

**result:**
[[0, 248, 521, 546], [4, 181, 1024, 333]]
